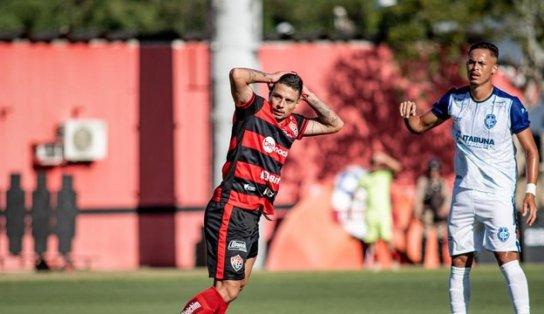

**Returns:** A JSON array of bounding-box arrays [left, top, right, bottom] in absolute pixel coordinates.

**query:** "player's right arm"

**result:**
[[229, 68, 292, 107], [399, 101, 444, 134]]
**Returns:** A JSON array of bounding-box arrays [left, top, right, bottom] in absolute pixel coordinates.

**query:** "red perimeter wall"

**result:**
[[0, 41, 212, 270], [0, 40, 525, 271]]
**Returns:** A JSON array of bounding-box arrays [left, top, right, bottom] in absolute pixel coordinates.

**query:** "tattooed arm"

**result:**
[[229, 68, 293, 107], [302, 86, 344, 136]]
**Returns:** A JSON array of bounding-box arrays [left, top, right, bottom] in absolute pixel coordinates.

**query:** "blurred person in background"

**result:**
[[180, 67, 343, 314], [400, 41, 538, 314], [358, 151, 402, 270], [413, 158, 451, 267]]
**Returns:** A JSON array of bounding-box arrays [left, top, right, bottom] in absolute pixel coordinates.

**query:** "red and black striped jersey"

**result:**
[[212, 93, 309, 215]]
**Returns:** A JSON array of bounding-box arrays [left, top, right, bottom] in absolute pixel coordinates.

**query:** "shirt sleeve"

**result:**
[[431, 89, 454, 120], [510, 97, 530, 134], [235, 93, 264, 120], [294, 113, 309, 140]]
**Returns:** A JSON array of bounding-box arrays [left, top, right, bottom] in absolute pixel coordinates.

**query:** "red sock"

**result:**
[[216, 299, 230, 314], [180, 287, 226, 314]]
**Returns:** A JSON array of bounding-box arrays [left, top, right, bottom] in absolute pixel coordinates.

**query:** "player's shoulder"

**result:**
[[445, 86, 470, 97], [438, 86, 471, 103], [492, 87, 522, 105]]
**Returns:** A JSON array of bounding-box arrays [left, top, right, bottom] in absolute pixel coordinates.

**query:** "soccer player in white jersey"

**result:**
[[399, 41, 539, 314]]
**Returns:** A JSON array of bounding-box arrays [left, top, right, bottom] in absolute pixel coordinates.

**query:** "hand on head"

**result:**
[[267, 71, 298, 92]]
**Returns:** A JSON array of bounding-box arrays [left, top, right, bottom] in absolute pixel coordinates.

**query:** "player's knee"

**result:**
[[223, 285, 242, 302], [451, 253, 474, 268], [216, 282, 243, 303], [494, 251, 519, 266]]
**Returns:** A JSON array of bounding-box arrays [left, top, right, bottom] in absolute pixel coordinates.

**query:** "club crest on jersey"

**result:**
[[497, 227, 510, 242], [288, 121, 299, 137], [484, 114, 496, 129], [231, 254, 244, 272]]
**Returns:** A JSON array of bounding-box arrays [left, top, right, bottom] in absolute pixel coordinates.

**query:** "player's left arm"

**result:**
[[516, 128, 540, 226], [301, 85, 344, 136]]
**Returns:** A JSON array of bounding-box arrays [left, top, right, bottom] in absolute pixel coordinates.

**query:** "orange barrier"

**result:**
[[267, 182, 451, 271], [267, 183, 363, 271]]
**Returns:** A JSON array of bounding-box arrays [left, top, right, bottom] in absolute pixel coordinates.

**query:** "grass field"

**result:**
[[1, 264, 543, 314]]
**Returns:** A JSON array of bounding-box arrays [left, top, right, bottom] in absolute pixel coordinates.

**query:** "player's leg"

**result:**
[[436, 220, 447, 266], [180, 201, 230, 313], [363, 213, 378, 269], [448, 187, 481, 314], [421, 210, 433, 265], [481, 192, 530, 314], [495, 253, 530, 314], [214, 242, 259, 304], [215, 206, 261, 313], [181, 285, 226, 314], [449, 253, 474, 314], [209, 256, 257, 314]]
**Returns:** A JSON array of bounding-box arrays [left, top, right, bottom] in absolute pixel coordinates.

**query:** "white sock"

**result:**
[[449, 266, 471, 314], [500, 260, 530, 314]]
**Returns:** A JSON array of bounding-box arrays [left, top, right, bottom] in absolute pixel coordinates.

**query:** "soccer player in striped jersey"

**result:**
[[180, 67, 343, 313], [399, 42, 539, 314]]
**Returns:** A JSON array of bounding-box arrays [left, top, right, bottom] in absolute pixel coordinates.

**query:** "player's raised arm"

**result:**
[[229, 67, 293, 106], [399, 100, 444, 134], [301, 85, 344, 136], [516, 128, 540, 226]]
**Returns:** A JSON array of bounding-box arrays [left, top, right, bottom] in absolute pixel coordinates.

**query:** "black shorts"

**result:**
[[204, 201, 261, 280]]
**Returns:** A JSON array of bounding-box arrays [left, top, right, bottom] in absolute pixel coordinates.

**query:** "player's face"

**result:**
[[269, 83, 300, 123], [466, 48, 497, 88]]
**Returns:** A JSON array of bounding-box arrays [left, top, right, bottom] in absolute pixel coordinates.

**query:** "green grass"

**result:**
[[0, 264, 543, 313]]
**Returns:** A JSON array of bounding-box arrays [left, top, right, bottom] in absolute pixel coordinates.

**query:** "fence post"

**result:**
[[56, 175, 78, 269], [6, 173, 25, 256], [32, 171, 52, 270]]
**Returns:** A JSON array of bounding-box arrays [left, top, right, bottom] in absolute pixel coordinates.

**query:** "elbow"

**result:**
[[229, 68, 243, 81], [403, 118, 425, 135], [405, 123, 424, 135], [332, 118, 345, 133]]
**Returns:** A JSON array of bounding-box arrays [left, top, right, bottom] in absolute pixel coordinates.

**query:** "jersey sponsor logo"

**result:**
[[261, 170, 281, 184], [243, 183, 256, 192], [228, 240, 247, 253], [231, 254, 244, 272], [498, 227, 510, 242], [263, 187, 275, 198], [456, 131, 495, 148], [262, 136, 288, 157], [484, 114, 497, 129], [181, 301, 202, 314]]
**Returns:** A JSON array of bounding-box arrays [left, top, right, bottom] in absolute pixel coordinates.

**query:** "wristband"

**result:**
[[526, 183, 536, 196]]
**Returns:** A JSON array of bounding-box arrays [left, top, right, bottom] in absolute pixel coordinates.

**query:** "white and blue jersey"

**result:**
[[433, 86, 530, 255], [432, 86, 530, 195]]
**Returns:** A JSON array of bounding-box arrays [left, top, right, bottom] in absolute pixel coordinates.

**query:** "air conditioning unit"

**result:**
[[62, 119, 108, 162]]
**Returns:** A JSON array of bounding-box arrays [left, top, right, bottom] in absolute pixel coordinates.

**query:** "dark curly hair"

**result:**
[[276, 73, 303, 95], [469, 41, 499, 59]]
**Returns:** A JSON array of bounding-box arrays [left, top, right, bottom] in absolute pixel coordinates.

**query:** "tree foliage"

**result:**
[[0, 0, 208, 38]]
